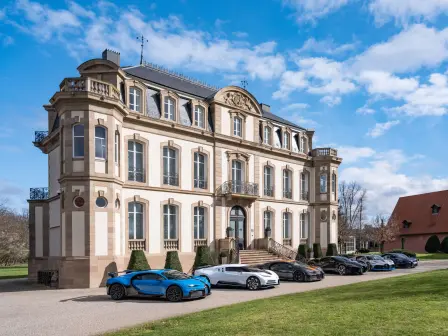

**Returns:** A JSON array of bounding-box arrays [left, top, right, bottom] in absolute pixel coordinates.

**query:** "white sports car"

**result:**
[[193, 264, 280, 290]]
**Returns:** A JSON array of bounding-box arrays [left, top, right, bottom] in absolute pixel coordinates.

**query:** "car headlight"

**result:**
[[188, 284, 198, 287], [261, 274, 272, 278]]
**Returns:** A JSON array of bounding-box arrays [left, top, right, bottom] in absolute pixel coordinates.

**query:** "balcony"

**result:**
[[128, 167, 145, 182], [283, 189, 292, 199], [194, 239, 208, 249], [264, 187, 274, 197], [164, 239, 179, 250], [312, 148, 338, 157], [59, 77, 120, 100], [163, 174, 179, 186], [30, 187, 49, 200], [300, 191, 309, 201], [34, 131, 49, 144], [128, 239, 146, 251], [219, 181, 259, 200], [194, 178, 208, 189]]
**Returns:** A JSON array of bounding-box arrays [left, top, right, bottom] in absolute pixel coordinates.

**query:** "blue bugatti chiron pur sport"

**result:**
[[106, 269, 211, 302]]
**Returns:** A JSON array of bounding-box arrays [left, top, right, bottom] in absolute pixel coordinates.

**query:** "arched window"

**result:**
[[283, 169, 292, 199], [320, 174, 327, 193], [264, 211, 272, 237], [94, 126, 107, 159], [194, 106, 205, 128], [264, 126, 271, 145], [163, 204, 178, 240], [128, 202, 144, 240], [193, 206, 206, 240], [128, 141, 144, 182], [164, 97, 176, 121], [163, 146, 178, 186], [283, 132, 290, 150], [233, 117, 242, 137], [129, 87, 142, 112], [283, 212, 291, 244], [300, 213, 307, 238], [73, 124, 84, 158], [194, 152, 206, 189], [264, 166, 274, 197]]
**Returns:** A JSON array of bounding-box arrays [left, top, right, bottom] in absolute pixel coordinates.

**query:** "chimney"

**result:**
[[102, 49, 120, 66], [260, 103, 271, 113]]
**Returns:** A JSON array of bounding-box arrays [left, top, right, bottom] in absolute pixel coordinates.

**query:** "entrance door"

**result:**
[[230, 206, 246, 249]]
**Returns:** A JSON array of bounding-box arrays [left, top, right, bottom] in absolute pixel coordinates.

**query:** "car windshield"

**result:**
[[162, 270, 191, 280], [333, 256, 351, 262], [242, 267, 267, 273], [292, 261, 309, 267], [371, 256, 384, 260]]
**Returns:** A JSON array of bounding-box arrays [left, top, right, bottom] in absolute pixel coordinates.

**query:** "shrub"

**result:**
[[313, 243, 322, 258], [425, 235, 441, 253], [164, 251, 182, 272], [306, 247, 313, 259], [387, 249, 417, 258], [127, 250, 150, 271], [296, 244, 307, 260], [326, 243, 338, 256], [358, 248, 370, 253], [193, 246, 215, 270], [440, 237, 448, 254]]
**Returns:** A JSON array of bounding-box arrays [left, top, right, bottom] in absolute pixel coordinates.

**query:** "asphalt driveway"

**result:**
[[0, 260, 447, 336]]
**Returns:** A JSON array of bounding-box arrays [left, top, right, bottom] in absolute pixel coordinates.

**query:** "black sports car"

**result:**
[[382, 253, 417, 268], [340, 255, 370, 272], [255, 260, 325, 282], [308, 256, 365, 275]]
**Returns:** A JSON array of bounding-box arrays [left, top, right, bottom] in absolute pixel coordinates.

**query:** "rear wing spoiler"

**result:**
[[107, 269, 149, 278]]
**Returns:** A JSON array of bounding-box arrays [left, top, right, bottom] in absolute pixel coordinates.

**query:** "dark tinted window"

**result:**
[[225, 267, 242, 272], [141, 273, 164, 280], [271, 263, 292, 271], [321, 257, 332, 263]]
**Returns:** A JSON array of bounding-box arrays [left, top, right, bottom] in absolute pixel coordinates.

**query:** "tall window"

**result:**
[[128, 202, 144, 240], [264, 127, 271, 145], [194, 152, 206, 189], [163, 205, 178, 240], [194, 106, 205, 128], [128, 141, 143, 182], [283, 212, 291, 239], [332, 173, 337, 199], [283, 132, 290, 150], [264, 211, 272, 237], [300, 213, 307, 238], [95, 126, 107, 159], [232, 160, 243, 193], [193, 206, 206, 240], [300, 173, 307, 200], [73, 124, 84, 158], [129, 87, 141, 112], [300, 137, 305, 153], [264, 166, 273, 197], [163, 146, 178, 186], [320, 174, 327, 193], [114, 132, 120, 165], [164, 97, 175, 121], [283, 170, 292, 199], [234, 117, 242, 137]]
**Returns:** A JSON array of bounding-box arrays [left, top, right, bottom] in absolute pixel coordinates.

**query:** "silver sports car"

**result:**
[[358, 255, 395, 271]]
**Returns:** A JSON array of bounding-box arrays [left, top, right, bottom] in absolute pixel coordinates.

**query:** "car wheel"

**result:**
[[109, 284, 126, 300], [337, 264, 346, 275], [293, 271, 305, 282], [166, 286, 183, 302], [246, 276, 261, 290]]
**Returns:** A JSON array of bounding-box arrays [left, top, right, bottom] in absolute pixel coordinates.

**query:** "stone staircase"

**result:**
[[239, 250, 284, 265]]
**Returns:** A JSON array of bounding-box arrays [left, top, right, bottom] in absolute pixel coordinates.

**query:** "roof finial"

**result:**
[[241, 78, 248, 89], [137, 35, 148, 65]]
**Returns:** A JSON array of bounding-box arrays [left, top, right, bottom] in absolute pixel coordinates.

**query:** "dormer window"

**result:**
[[283, 132, 290, 150], [164, 97, 176, 121], [129, 87, 141, 112], [264, 126, 271, 145], [194, 106, 205, 128], [431, 204, 441, 215], [402, 220, 412, 228], [234, 117, 242, 137]]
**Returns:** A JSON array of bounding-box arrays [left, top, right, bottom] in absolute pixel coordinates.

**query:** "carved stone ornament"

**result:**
[[223, 92, 253, 111], [332, 211, 336, 220], [320, 210, 328, 221]]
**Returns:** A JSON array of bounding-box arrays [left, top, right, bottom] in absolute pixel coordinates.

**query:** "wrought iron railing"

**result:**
[[34, 131, 49, 143], [194, 178, 207, 189], [163, 174, 179, 186], [264, 187, 274, 197], [37, 270, 58, 287], [220, 181, 259, 197], [283, 189, 292, 199], [30, 187, 49, 200], [300, 191, 309, 201], [267, 238, 296, 260], [312, 148, 338, 157], [128, 239, 146, 251], [164, 239, 179, 250], [283, 239, 292, 246], [128, 167, 145, 182]]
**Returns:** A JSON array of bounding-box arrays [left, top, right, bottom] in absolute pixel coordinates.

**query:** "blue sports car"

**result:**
[[106, 269, 211, 302]]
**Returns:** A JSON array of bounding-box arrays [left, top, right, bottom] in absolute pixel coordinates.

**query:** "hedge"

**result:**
[[425, 235, 441, 253], [193, 246, 215, 270], [440, 237, 448, 254], [164, 251, 183, 272], [296, 244, 307, 260], [326, 243, 338, 256], [313, 243, 323, 258], [127, 250, 150, 271]]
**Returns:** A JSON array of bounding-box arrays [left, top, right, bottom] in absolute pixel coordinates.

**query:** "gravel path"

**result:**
[[1, 261, 447, 336]]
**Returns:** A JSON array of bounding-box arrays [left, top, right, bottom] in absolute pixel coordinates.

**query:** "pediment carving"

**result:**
[[223, 91, 254, 112]]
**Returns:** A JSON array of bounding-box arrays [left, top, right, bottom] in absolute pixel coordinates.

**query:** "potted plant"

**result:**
[[226, 226, 234, 238], [219, 250, 229, 264]]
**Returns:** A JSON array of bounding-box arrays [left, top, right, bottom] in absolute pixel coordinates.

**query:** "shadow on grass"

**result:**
[[0, 274, 28, 280]]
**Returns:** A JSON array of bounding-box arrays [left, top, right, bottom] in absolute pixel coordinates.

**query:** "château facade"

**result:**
[[28, 49, 342, 288]]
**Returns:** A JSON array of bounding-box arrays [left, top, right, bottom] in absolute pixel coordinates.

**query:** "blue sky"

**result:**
[[1, 0, 448, 215]]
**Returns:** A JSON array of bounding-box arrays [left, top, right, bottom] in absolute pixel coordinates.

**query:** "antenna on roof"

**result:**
[[241, 78, 248, 89], [137, 35, 148, 65]]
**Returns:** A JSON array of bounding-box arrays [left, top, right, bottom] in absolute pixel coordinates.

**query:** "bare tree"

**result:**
[[338, 181, 367, 251], [370, 214, 400, 253]]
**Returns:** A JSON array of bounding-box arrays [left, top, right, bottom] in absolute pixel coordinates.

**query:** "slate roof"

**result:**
[[391, 190, 448, 235], [123, 65, 306, 131]]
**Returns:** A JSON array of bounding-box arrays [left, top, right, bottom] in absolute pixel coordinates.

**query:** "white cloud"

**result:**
[[273, 70, 308, 99], [366, 120, 400, 138], [356, 105, 375, 114], [282, 0, 352, 23], [297, 37, 357, 55], [320, 95, 341, 106], [233, 31, 249, 39], [280, 103, 310, 111], [369, 0, 448, 27], [358, 70, 419, 98], [289, 114, 319, 127], [337, 146, 376, 164]]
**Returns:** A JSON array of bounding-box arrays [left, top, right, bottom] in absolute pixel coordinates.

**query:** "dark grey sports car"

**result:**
[[308, 256, 365, 275], [255, 260, 325, 282]]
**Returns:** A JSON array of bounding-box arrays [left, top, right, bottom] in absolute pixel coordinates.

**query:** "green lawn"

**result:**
[[0, 264, 28, 280], [108, 270, 448, 336], [417, 253, 448, 260]]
